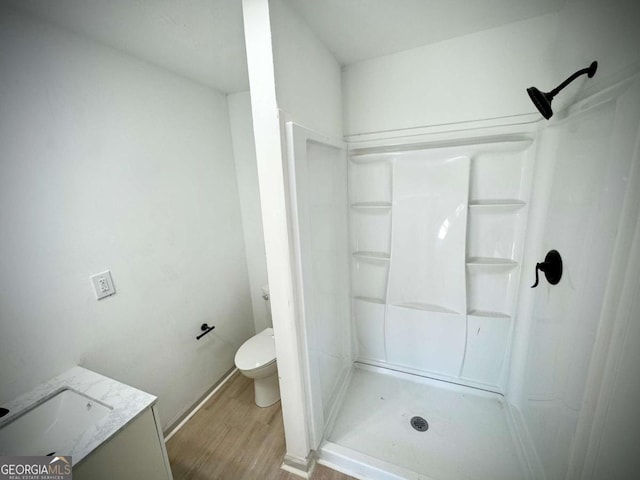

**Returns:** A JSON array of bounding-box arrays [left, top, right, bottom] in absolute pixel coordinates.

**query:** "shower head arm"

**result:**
[[548, 61, 598, 99]]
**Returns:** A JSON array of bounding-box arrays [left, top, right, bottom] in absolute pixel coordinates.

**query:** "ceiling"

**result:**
[[5, 0, 566, 94], [286, 0, 566, 65], [5, 0, 249, 93]]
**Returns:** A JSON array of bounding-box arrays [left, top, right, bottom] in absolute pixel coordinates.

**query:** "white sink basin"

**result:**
[[0, 388, 112, 456]]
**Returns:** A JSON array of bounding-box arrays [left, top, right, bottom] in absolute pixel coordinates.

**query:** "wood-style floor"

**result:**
[[166, 371, 356, 480]]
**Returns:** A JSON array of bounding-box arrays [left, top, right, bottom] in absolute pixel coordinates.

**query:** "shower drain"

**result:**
[[410, 416, 429, 432]]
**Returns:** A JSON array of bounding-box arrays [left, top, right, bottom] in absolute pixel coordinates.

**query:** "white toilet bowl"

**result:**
[[234, 328, 280, 407]]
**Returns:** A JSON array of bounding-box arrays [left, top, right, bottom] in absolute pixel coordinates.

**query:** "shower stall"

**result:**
[[285, 76, 640, 479]]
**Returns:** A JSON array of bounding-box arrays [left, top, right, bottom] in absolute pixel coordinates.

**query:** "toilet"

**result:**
[[234, 327, 280, 407]]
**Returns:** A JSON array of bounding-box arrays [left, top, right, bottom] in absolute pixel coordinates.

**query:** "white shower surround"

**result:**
[[286, 75, 640, 478], [349, 138, 534, 391], [287, 121, 540, 479], [243, 0, 640, 477]]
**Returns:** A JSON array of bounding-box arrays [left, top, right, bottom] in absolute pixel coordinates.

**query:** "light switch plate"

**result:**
[[90, 270, 116, 300]]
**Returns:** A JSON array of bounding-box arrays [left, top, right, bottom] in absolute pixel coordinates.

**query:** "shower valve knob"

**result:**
[[531, 250, 563, 288]]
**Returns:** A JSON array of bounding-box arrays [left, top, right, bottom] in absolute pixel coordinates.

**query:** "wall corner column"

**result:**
[[241, 0, 313, 467]]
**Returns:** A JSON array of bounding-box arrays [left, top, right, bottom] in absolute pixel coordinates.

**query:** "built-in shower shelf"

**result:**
[[353, 296, 386, 305], [390, 303, 460, 314], [466, 257, 518, 269], [469, 199, 526, 211], [467, 309, 511, 319], [353, 251, 391, 261], [348, 137, 535, 389], [350, 154, 393, 164], [351, 202, 392, 209]]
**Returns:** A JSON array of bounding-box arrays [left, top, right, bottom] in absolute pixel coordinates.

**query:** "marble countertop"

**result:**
[[0, 366, 156, 465]]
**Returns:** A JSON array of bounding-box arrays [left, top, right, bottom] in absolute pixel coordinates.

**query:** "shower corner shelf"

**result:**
[[466, 257, 518, 269], [350, 153, 393, 164], [467, 309, 511, 319], [390, 303, 460, 315], [351, 202, 392, 209], [469, 199, 526, 211], [353, 251, 390, 261], [353, 296, 386, 305]]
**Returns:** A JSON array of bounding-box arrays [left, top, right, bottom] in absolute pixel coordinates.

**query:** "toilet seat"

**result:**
[[235, 328, 276, 371]]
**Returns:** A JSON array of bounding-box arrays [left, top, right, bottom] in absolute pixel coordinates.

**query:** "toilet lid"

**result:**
[[235, 328, 276, 371]]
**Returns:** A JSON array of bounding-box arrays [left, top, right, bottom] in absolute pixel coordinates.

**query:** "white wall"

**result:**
[[549, 5, 640, 477], [268, 0, 348, 457], [342, 14, 559, 136], [228, 91, 270, 334], [240, 0, 345, 470], [270, 0, 343, 139], [0, 5, 255, 429], [242, 0, 314, 467], [515, 77, 640, 480], [554, 0, 640, 97], [587, 207, 640, 480], [341, 0, 640, 138], [509, 2, 640, 477]]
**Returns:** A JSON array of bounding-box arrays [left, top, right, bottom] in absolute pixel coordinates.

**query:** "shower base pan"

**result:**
[[319, 364, 532, 480]]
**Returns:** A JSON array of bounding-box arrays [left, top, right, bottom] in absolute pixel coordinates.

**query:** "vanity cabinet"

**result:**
[[74, 406, 172, 480]]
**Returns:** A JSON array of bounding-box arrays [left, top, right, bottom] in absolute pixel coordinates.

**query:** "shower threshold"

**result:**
[[318, 364, 532, 480]]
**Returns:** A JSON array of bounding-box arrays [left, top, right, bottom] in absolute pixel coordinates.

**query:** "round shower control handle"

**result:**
[[531, 250, 563, 288]]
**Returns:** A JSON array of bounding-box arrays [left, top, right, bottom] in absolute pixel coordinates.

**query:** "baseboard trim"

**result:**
[[163, 367, 238, 442], [281, 452, 317, 479]]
